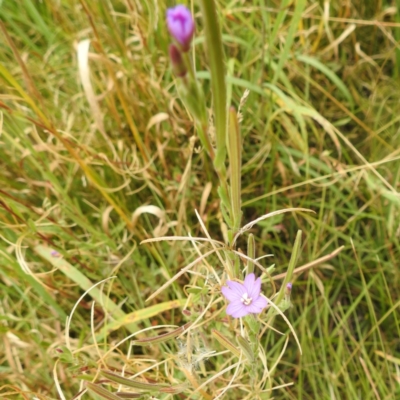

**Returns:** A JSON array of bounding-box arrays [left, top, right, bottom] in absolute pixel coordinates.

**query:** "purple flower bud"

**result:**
[[169, 44, 187, 77], [166, 5, 195, 52], [285, 282, 292, 296]]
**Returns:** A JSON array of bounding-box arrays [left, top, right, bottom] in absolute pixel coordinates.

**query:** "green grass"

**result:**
[[0, 0, 399, 399]]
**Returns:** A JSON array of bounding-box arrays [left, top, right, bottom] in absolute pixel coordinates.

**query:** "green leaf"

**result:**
[[86, 382, 121, 400], [101, 370, 168, 391], [212, 329, 241, 358], [133, 322, 192, 346]]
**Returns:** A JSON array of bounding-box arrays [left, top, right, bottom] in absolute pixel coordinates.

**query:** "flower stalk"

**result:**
[[198, 0, 227, 171], [167, 7, 214, 158]]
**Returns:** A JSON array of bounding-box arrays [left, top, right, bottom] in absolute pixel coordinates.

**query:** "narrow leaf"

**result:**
[[101, 371, 168, 391], [133, 322, 192, 346], [236, 335, 254, 363], [247, 234, 255, 274], [115, 393, 142, 399], [101, 299, 186, 334], [212, 329, 241, 358], [86, 382, 121, 400], [228, 107, 242, 230]]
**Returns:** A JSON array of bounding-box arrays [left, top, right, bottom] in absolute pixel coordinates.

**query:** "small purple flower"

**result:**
[[51, 250, 61, 258], [221, 273, 268, 318], [285, 282, 292, 297], [166, 5, 195, 51]]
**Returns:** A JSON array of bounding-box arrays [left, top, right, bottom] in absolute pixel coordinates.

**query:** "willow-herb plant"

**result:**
[[83, 3, 314, 400], [159, 1, 300, 396], [165, 2, 306, 396]]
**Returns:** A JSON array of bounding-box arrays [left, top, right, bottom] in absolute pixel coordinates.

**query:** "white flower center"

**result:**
[[240, 292, 252, 306]]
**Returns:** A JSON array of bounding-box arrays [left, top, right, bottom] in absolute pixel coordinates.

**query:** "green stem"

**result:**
[[199, 0, 227, 171], [196, 121, 214, 160], [182, 51, 196, 82]]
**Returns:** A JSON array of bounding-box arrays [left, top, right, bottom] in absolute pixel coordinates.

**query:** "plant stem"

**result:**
[[198, 0, 227, 171]]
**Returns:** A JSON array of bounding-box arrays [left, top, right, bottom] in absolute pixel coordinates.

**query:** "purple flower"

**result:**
[[221, 273, 268, 318], [285, 282, 292, 297], [166, 5, 195, 52]]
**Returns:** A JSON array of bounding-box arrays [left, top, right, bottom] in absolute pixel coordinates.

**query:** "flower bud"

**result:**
[[169, 44, 187, 77], [285, 282, 292, 296], [166, 5, 195, 52]]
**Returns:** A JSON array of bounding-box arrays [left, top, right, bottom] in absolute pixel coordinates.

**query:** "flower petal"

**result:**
[[246, 296, 268, 314], [231, 306, 250, 318], [243, 273, 256, 294], [248, 277, 262, 299], [226, 301, 249, 318], [221, 286, 241, 302], [226, 300, 244, 315], [166, 5, 194, 47], [226, 280, 246, 297]]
